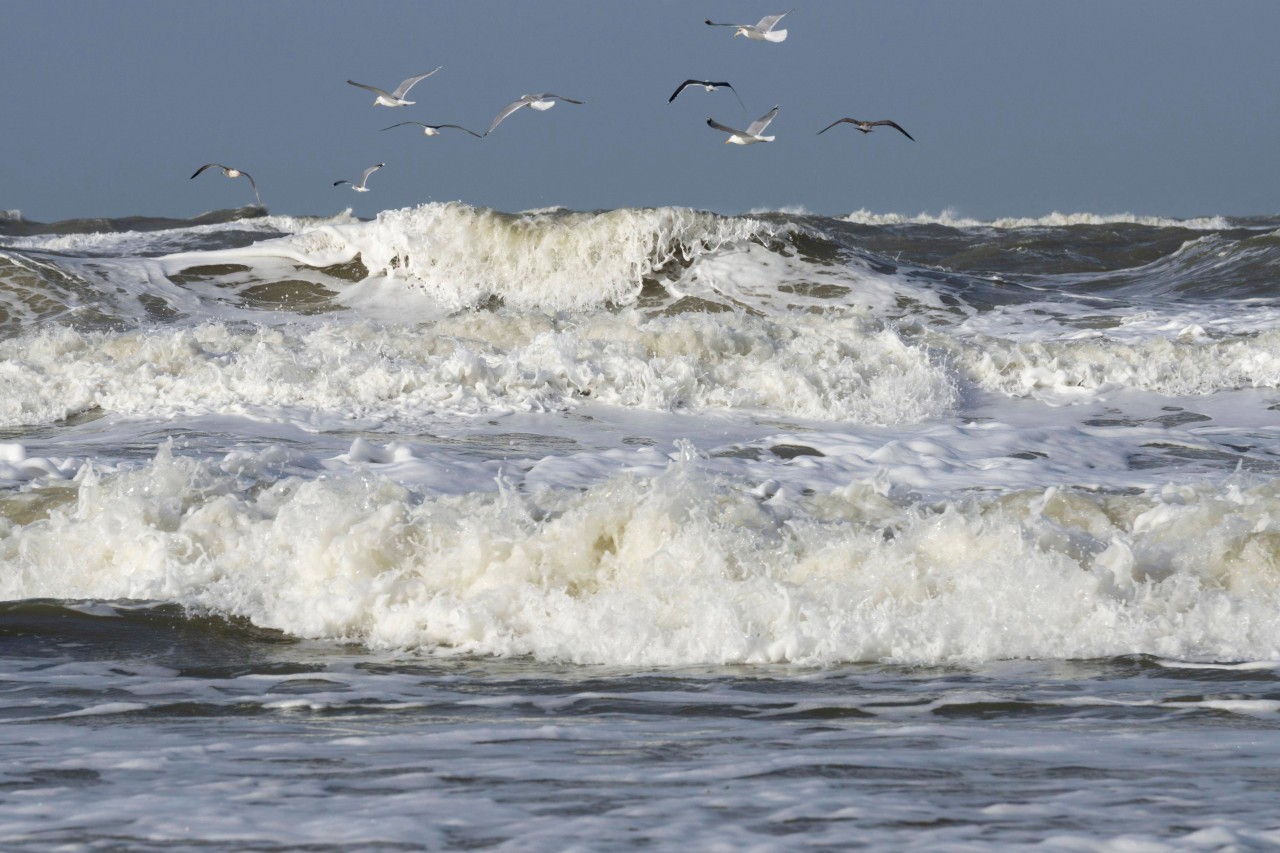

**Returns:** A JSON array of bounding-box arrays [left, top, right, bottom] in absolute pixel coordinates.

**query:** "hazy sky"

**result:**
[[3, 1, 1277, 222]]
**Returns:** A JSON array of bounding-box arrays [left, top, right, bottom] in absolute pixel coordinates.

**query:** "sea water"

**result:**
[[2, 203, 1278, 849]]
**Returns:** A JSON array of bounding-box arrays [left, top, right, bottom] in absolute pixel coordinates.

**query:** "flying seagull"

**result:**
[[486, 94, 584, 135], [668, 79, 744, 109], [382, 121, 483, 138], [333, 163, 384, 192], [818, 118, 915, 142], [706, 106, 779, 144], [189, 163, 261, 206], [704, 11, 791, 42], [347, 68, 441, 107]]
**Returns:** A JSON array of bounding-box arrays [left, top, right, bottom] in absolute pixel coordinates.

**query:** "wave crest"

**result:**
[[0, 312, 953, 427], [5, 448, 1279, 664], [843, 208, 1233, 230], [164, 203, 786, 312]]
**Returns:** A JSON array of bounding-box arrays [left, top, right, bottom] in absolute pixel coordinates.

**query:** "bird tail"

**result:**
[[764, 29, 787, 42]]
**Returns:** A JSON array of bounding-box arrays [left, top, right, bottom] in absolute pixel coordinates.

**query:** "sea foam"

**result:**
[[3, 444, 1278, 665], [0, 308, 954, 428], [162, 203, 787, 313], [842, 209, 1234, 230]]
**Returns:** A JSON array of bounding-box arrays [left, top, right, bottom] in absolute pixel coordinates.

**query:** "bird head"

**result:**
[[734, 27, 746, 37]]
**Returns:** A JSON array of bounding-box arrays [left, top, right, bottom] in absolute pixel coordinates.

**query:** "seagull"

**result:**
[[818, 118, 915, 141], [707, 106, 779, 144], [347, 68, 441, 107], [382, 121, 483, 138], [486, 93, 585, 135], [668, 79, 745, 109], [189, 163, 261, 206], [333, 163, 384, 192], [704, 11, 791, 42]]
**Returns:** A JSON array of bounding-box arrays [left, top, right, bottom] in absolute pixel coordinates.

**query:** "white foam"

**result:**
[[955, 330, 1280, 403], [4, 444, 1279, 665], [0, 442, 83, 485], [159, 203, 787, 313], [3, 212, 358, 256], [843, 208, 1234, 230], [0, 310, 954, 428]]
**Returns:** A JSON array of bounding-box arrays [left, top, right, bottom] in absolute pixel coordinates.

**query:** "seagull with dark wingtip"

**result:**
[[347, 69, 441, 107], [818, 118, 915, 142], [333, 163, 385, 192], [190, 163, 262, 207], [668, 80, 745, 110], [707, 106, 779, 145], [704, 11, 791, 42], [486, 94, 585, 135], [382, 121, 483, 139]]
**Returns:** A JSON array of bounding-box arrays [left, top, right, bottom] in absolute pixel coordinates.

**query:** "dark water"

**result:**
[[3, 601, 1279, 851]]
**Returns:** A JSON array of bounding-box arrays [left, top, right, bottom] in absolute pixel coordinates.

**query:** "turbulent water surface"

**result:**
[[2, 203, 1279, 850]]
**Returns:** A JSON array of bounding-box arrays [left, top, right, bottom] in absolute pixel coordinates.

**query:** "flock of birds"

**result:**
[[190, 11, 915, 207]]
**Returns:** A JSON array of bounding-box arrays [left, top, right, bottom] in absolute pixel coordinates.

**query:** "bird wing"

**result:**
[[872, 120, 915, 141], [704, 19, 741, 27], [190, 163, 224, 179], [391, 68, 442, 99], [487, 98, 530, 134], [756, 11, 790, 31], [746, 106, 779, 136], [358, 164, 384, 186], [707, 117, 745, 136], [817, 118, 855, 135], [333, 180, 351, 187], [716, 82, 746, 110], [381, 121, 426, 131], [348, 80, 391, 98], [241, 172, 262, 206], [543, 94, 584, 104], [668, 80, 699, 103], [438, 124, 484, 137]]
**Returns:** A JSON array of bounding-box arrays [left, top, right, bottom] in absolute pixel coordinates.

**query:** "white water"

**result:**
[[842, 208, 1236, 230], [3, 203, 1280, 666], [7, 406, 1280, 664], [5, 203, 1280, 851]]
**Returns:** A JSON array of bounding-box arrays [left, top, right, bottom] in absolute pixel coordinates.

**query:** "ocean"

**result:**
[[2, 203, 1279, 850]]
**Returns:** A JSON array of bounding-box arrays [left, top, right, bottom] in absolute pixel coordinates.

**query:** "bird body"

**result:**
[[818, 117, 915, 141], [705, 11, 790, 42], [190, 163, 262, 206], [707, 106, 779, 144], [347, 68, 441, 107], [382, 121, 483, 138], [334, 163, 385, 192], [486, 93, 584, 135]]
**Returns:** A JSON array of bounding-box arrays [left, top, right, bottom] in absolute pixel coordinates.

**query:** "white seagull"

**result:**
[[347, 68, 441, 107], [818, 117, 916, 141], [190, 163, 262, 206], [707, 106, 779, 144], [668, 79, 745, 110], [382, 121, 483, 138], [486, 94, 584, 135], [704, 11, 791, 42], [333, 163, 384, 192]]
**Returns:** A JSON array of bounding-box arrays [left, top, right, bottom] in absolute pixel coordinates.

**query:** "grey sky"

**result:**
[[3, 1, 1277, 222]]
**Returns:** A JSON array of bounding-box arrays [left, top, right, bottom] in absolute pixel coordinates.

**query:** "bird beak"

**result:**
[[725, 138, 731, 144]]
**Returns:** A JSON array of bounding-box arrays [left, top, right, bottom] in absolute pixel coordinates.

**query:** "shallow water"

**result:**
[[3, 601, 1279, 851]]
